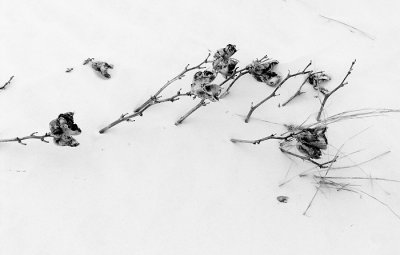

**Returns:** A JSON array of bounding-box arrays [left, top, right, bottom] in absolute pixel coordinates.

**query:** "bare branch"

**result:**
[[219, 69, 249, 98], [0, 132, 52, 145], [244, 61, 312, 123], [230, 133, 293, 144], [281, 71, 326, 107], [175, 99, 208, 126], [134, 53, 211, 113], [316, 60, 356, 121], [0, 76, 14, 90], [99, 90, 192, 133], [280, 147, 338, 169], [280, 77, 309, 107]]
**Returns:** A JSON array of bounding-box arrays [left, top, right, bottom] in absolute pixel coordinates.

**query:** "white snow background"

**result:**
[[1, 0, 400, 254]]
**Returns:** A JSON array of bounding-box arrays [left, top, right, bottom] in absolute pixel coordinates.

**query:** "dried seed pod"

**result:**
[[296, 143, 323, 159], [191, 83, 222, 102], [247, 59, 281, 86], [294, 126, 328, 159], [213, 58, 239, 78], [308, 72, 331, 92], [265, 74, 281, 86], [251, 71, 281, 86], [247, 59, 279, 76], [49, 112, 81, 147], [91, 61, 114, 79], [193, 70, 217, 85], [277, 196, 289, 203], [213, 44, 237, 60]]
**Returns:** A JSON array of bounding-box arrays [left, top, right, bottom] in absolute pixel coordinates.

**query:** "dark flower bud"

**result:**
[[49, 112, 82, 147], [308, 72, 331, 92], [247, 59, 280, 86], [297, 143, 323, 159], [213, 44, 237, 60], [294, 126, 328, 159], [191, 83, 222, 102], [91, 61, 114, 79], [247, 59, 279, 76], [213, 58, 239, 78], [193, 70, 217, 86]]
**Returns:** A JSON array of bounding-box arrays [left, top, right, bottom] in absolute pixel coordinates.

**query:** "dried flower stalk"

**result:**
[[244, 61, 312, 123], [316, 60, 356, 121]]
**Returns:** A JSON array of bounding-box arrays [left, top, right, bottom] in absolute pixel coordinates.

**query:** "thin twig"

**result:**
[[280, 147, 338, 169], [320, 15, 376, 40], [313, 175, 400, 183], [280, 76, 309, 107], [230, 134, 292, 144], [303, 186, 320, 216], [279, 149, 364, 187], [175, 99, 208, 126], [0, 132, 52, 145], [244, 61, 312, 123], [322, 151, 391, 171], [219, 70, 250, 98], [316, 60, 356, 121], [0, 76, 14, 90], [99, 90, 192, 133], [281, 72, 325, 107], [354, 188, 400, 220], [134, 53, 211, 113]]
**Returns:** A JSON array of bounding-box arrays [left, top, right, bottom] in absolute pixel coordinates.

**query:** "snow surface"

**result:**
[[1, 0, 400, 254]]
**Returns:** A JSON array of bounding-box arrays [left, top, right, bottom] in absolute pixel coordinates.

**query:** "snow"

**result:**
[[1, 0, 400, 254]]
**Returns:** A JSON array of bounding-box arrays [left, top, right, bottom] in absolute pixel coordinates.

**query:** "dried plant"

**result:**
[[99, 53, 211, 133], [280, 71, 331, 107], [247, 58, 281, 86], [0, 112, 81, 147], [174, 49, 289, 125], [231, 107, 400, 219], [49, 112, 82, 147], [244, 61, 312, 123], [316, 60, 356, 120], [83, 58, 114, 78], [277, 196, 289, 203], [100, 44, 267, 131], [308, 71, 331, 92], [174, 69, 221, 126]]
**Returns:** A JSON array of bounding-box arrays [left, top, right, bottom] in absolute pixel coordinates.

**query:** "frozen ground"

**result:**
[[1, 0, 400, 254]]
